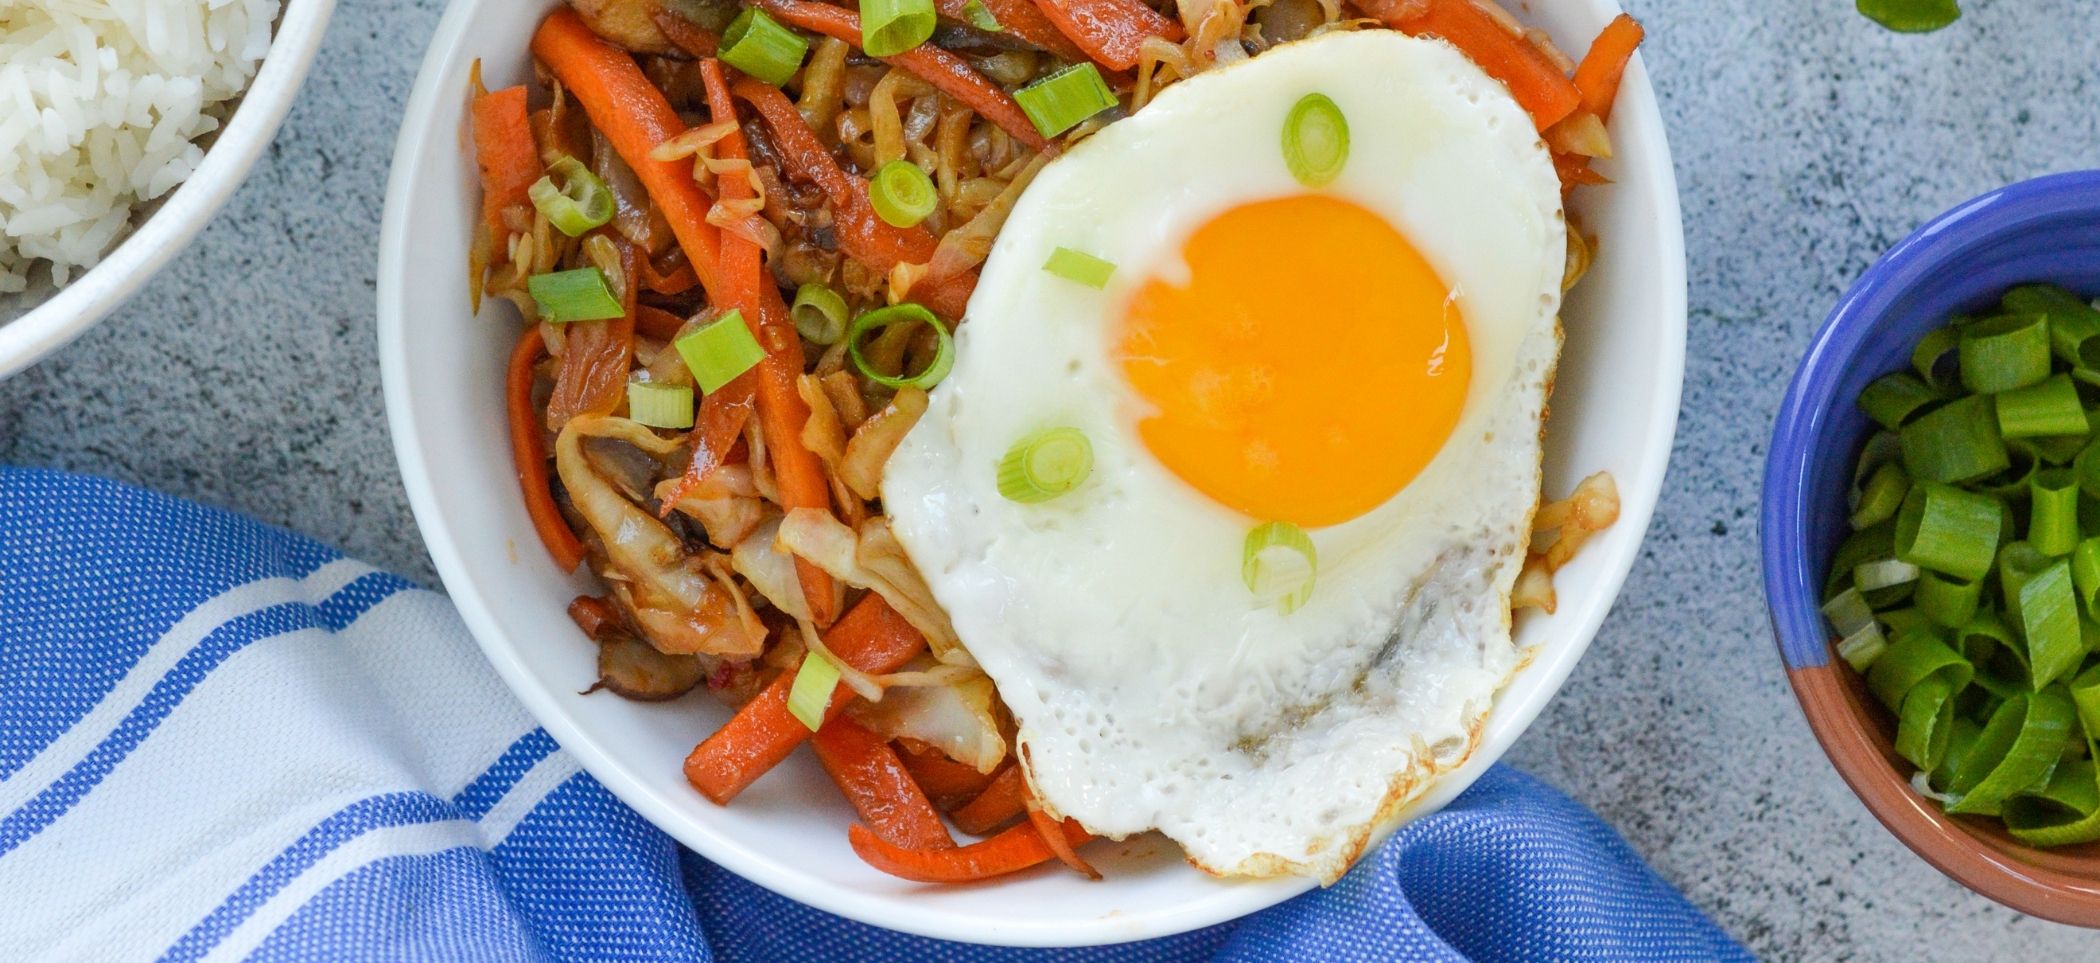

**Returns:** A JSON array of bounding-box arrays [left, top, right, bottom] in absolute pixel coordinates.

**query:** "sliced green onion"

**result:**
[[2032, 468, 2083, 557], [2021, 434, 2090, 467], [626, 381, 696, 429], [785, 650, 842, 732], [1859, 371, 1944, 430], [528, 267, 625, 323], [1856, 0, 1961, 34], [2004, 758, 2100, 846], [1880, 606, 1937, 641], [1242, 521, 1317, 614], [1901, 394, 2009, 484], [2008, 283, 2100, 369], [1976, 445, 2039, 502], [1897, 675, 1960, 771], [847, 303, 953, 389], [1043, 246, 1115, 289], [997, 427, 1093, 503], [1836, 622, 1889, 673], [1960, 313, 2053, 394], [1822, 586, 1878, 637], [528, 156, 615, 237], [721, 8, 810, 87], [1931, 716, 1987, 793], [1947, 687, 2078, 815], [1849, 460, 1910, 530], [1281, 93, 1349, 188], [1959, 612, 2027, 695], [869, 160, 939, 228], [1825, 521, 1897, 602], [1013, 62, 1117, 138], [1867, 630, 1974, 713], [791, 283, 849, 345], [675, 310, 768, 394], [1916, 571, 1983, 628], [1856, 558, 1920, 592], [1895, 482, 2002, 581], [1997, 373, 2089, 438], [2073, 663, 2100, 739], [861, 0, 937, 56], [2004, 549, 2085, 690], [2072, 538, 2100, 620], [1912, 326, 1961, 392], [961, 0, 1003, 30]]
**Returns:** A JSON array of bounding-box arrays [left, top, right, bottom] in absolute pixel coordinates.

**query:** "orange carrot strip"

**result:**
[[1028, 0, 1180, 72], [755, 0, 1050, 152], [1381, 0, 1579, 131], [657, 372, 757, 514], [683, 596, 925, 803], [507, 327, 586, 573], [937, 0, 1089, 63], [951, 762, 1027, 835], [1552, 151, 1609, 195], [702, 59, 841, 627], [896, 740, 997, 807], [634, 305, 687, 341], [733, 77, 976, 320], [533, 9, 725, 299], [546, 239, 638, 431], [1572, 13, 1642, 123], [641, 254, 699, 296], [812, 718, 957, 850], [472, 85, 541, 237], [1026, 808, 1100, 879], [653, 8, 721, 57], [848, 816, 1090, 883]]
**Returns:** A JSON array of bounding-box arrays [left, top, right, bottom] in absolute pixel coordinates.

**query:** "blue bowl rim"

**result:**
[[1762, 169, 2100, 674]]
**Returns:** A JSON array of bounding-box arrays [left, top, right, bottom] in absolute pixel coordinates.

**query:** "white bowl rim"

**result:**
[[0, 0, 340, 383], [376, 0, 1686, 945]]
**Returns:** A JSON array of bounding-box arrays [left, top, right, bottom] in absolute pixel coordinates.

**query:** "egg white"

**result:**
[[881, 29, 1566, 880]]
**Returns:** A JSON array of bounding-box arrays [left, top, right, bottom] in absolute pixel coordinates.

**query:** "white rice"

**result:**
[[0, 0, 279, 293]]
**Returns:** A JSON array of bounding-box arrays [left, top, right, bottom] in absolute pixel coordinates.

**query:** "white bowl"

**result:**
[[0, 0, 339, 382], [377, 2, 1684, 946]]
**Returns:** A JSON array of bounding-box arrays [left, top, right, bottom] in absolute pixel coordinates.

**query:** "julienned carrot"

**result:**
[[936, 0, 1089, 63], [1572, 13, 1642, 123], [1382, 0, 1579, 131], [896, 740, 998, 807], [951, 762, 1027, 835], [634, 305, 687, 341], [811, 718, 956, 850], [546, 239, 638, 431], [507, 327, 586, 573], [1026, 808, 1100, 880], [702, 58, 841, 627], [532, 9, 724, 300], [754, 0, 1049, 152], [683, 595, 925, 803], [1552, 151, 1608, 195], [472, 85, 541, 237], [640, 254, 699, 296], [657, 372, 756, 513], [848, 816, 1091, 883], [1028, 0, 1181, 72], [732, 77, 977, 320]]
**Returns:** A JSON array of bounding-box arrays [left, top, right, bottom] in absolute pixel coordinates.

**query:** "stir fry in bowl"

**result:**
[[476, 0, 1636, 885]]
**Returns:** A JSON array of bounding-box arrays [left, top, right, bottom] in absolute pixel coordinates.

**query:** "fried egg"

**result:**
[[880, 28, 1566, 881]]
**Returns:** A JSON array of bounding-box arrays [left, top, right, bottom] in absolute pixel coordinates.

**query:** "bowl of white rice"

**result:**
[[0, 0, 337, 380]]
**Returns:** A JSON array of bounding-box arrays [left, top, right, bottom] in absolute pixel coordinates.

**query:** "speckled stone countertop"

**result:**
[[7, 0, 2100, 956]]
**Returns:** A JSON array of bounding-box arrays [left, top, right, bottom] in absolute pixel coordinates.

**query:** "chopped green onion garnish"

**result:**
[[722, 8, 809, 87], [1900, 394, 2008, 484], [791, 283, 850, 345], [1856, 0, 1960, 33], [1912, 326, 1961, 392], [2008, 284, 2100, 369], [1858, 371, 1943, 430], [627, 381, 696, 429], [1281, 93, 1349, 188], [961, 0, 1002, 29], [1855, 558, 1920, 592], [1894, 482, 2001, 582], [1866, 630, 1972, 714], [528, 156, 615, 237], [869, 160, 939, 229], [997, 427, 1093, 503], [528, 267, 625, 323], [1243, 521, 1317, 614], [1013, 62, 1117, 139], [2001, 545, 2084, 689], [1043, 246, 1114, 289], [2073, 538, 2100, 620], [1849, 460, 1910, 530], [861, 0, 937, 56], [847, 303, 954, 389], [1822, 587, 1878, 638], [1947, 689, 2078, 815], [2031, 468, 2082, 557], [1959, 313, 2052, 394], [1836, 622, 1889, 673], [675, 310, 768, 395], [1895, 675, 1959, 771], [1996, 372, 2088, 438], [1914, 570, 1981, 628], [786, 650, 842, 732]]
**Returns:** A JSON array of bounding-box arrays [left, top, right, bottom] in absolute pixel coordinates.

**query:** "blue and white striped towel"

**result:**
[[0, 467, 1748, 961]]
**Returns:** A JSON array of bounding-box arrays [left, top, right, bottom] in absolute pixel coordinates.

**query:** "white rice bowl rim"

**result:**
[[0, 0, 339, 382]]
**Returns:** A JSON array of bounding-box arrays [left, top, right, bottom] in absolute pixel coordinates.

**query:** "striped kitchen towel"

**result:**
[[0, 467, 1748, 961]]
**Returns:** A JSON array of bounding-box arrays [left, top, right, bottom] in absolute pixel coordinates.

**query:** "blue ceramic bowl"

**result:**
[[1763, 170, 2100, 925]]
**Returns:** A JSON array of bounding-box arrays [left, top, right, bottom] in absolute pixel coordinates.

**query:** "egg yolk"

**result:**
[[1116, 194, 1470, 528]]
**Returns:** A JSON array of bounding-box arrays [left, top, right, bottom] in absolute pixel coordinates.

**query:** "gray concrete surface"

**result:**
[[6, 0, 2100, 957]]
